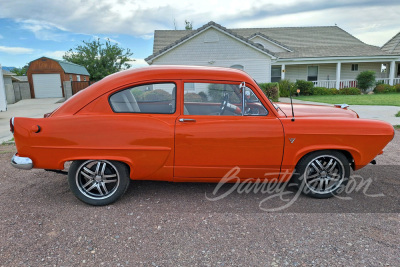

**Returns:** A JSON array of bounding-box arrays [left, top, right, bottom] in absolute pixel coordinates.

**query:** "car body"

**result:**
[[10, 65, 395, 205]]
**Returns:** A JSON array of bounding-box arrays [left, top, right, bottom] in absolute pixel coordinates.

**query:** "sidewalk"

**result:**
[[279, 97, 400, 125], [0, 98, 63, 143]]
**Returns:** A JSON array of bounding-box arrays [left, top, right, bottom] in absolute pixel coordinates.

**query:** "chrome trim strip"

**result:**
[[11, 154, 33, 170]]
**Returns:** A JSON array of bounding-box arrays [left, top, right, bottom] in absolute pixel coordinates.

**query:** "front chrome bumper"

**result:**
[[11, 153, 33, 170]]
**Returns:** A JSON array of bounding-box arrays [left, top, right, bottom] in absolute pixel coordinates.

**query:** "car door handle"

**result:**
[[179, 118, 196, 123]]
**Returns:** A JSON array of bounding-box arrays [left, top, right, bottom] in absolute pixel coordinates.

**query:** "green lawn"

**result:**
[[295, 93, 400, 106]]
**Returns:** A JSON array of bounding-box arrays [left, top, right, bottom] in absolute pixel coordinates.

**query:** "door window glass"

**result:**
[[110, 83, 176, 114], [183, 82, 267, 116]]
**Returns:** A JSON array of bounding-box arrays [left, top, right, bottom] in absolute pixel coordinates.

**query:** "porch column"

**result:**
[[281, 64, 286, 80], [335, 62, 341, 89], [389, 60, 395, 86]]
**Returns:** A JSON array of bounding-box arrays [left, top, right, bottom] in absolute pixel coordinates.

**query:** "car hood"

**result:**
[[275, 103, 358, 118]]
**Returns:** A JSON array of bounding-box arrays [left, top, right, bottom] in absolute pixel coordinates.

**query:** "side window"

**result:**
[[183, 83, 241, 116], [183, 82, 267, 116], [243, 87, 268, 116], [110, 83, 176, 114]]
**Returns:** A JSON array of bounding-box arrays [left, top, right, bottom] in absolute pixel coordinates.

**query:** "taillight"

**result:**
[[10, 117, 14, 134]]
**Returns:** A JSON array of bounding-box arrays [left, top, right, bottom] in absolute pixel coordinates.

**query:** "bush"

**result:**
[[373, 84, 396, 94], [356, 71, 376, 92], [394, 84, 400, 93], [312, 87, 338, 95], [294, 80, 314, 96], [184, 93, 203, 102], [142, 89, 172, 101], [278, 79, 294, 97], [198, 91, 208, 102], [259, 82, 279, 102], [338, 87, 361, 95]]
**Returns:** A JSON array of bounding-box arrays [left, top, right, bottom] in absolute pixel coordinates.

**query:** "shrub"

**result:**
[[312, 87, 338, 95], [373, 84, 396, 94], [394, 84, 400, 93], [184, 93, 203, 102], [198, 91, 208, 102], [278, 79, 294, 97], [338, 87, 361, 95], [294, 80, 314, 96], [142, 89, 172, 101], [396, 111, 400, 117], [356, 71, 376, 92], [259, 82, 279, 102]]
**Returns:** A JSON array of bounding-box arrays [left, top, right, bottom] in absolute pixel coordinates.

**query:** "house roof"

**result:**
[[381, 32, 400, 54], [1, 69, 16, 76], [51, 58, 90, 76], [30, 57, 90, 76], [148, 21, 399, 62], [12, 76, 28, 82], [146, 21, 277, 63]]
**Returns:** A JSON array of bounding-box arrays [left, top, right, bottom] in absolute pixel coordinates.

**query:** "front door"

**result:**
[[174, 81, 284, 180]]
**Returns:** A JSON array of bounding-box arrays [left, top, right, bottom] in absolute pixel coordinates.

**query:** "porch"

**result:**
[[272, 59, 400, 89]]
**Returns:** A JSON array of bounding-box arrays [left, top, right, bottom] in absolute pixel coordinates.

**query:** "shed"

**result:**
[[27, 57, 90, 98]]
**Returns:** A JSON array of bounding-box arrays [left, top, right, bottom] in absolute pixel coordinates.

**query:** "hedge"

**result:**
[[259, 82, 279, 102]]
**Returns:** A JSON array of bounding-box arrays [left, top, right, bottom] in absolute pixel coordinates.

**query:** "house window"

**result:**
[[271, 66, 281, 82], [69, 75, 73, 81], [230, 65, 244, 70], [84, 76, 87, 81], [77, 75, 81, 81], [307, 66, 318, 82], [351, 64, 359, 71]]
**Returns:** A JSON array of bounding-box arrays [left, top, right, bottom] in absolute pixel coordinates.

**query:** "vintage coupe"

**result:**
[[10, 66, 394, 205]]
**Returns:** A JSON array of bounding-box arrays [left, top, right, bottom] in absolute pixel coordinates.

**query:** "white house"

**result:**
[[145, 22, 400, 89]]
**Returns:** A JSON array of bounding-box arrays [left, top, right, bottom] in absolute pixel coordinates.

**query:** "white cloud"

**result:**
[[0, 46, 34, 54], [43, 50, 66, 59], [127, 59, 149, 69], [0, 0, 399, 45]]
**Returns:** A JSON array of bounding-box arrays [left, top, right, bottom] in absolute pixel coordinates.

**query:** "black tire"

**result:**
[[68, 160, 130, 206], [292, 150, 350, 199]]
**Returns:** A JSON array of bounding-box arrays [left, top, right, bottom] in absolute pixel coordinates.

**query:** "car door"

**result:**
[[174, 81, 284, 181]]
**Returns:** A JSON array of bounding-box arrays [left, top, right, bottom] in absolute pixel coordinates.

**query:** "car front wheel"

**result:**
[[68, 160, 130, 206], [293, 151, 350, 199]]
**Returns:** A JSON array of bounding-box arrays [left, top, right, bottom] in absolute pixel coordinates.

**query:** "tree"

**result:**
[[63, 38, 133, 80], [12, 65, 28, 76], [356, 70, 376, 93], [185, 20, 193, 30]]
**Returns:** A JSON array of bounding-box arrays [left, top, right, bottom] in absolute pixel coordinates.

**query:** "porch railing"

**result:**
[[376, 78, 390, 84], [313, 78, 400, 89], [312, 80, 336, 88]]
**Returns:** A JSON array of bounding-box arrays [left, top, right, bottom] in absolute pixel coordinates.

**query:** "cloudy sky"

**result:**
[[0, 0, 399, 68]]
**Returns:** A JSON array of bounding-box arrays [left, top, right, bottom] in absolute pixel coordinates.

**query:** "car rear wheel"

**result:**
[[68, 160, 130, 206], [292, 151, 350, 199]]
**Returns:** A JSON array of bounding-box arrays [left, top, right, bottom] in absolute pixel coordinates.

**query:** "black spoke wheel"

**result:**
[[292, 150, 350, 199], [68, 160, 130, 206]]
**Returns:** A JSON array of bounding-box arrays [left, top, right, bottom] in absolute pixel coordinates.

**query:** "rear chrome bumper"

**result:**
[[11, 153, 33, 170]]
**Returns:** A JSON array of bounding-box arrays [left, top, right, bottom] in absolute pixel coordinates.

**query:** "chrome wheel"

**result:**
[[293, 151, 350, 199], [75, 160, 120, 200], [303, 155, 345, 195]]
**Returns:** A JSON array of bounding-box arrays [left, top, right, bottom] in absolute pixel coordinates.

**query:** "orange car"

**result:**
[[10, 65, 394, 205]]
